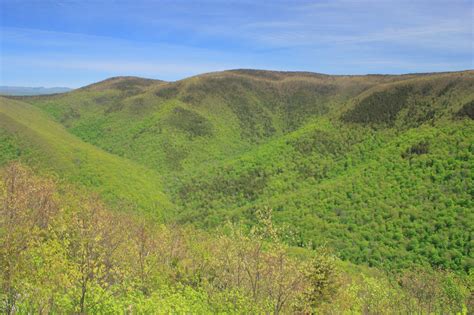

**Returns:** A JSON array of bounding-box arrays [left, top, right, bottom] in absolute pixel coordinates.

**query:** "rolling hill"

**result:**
[[0, 96, 173, 220], [3, 69, 474, 272]]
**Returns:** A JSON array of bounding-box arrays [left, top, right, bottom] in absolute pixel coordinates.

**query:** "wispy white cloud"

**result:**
[[4, 56, 232, 77], [234, 10, 472, 52], [166, 0, 473, 53], [1, 0, 472, 86]]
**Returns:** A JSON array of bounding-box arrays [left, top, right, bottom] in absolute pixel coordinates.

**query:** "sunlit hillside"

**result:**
[[1, 70, 473, 313]]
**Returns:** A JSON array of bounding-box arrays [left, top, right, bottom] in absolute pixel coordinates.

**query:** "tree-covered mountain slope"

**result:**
[[174, 118, 473, 271], [171, 71, 474, 271], [5, 69, 474, 273], [0, 96, 173, 219]]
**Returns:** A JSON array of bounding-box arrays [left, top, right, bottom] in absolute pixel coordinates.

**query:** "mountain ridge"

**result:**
[[0, 85, 72, 96], [1, 68, 473, 272]]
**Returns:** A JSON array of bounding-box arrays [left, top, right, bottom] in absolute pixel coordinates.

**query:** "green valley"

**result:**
[[1, 69, 473, 313]]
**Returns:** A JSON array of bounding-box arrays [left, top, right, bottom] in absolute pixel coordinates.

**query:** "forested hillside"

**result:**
[[1, 69, 473, 312], [0, 163, 470, 313]]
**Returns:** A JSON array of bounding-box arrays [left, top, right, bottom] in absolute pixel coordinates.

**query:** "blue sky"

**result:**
[[0, 0, 472, 87]]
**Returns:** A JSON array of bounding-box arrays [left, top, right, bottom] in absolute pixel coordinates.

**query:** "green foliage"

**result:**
[[166, 107, 213, 138], [401, 140, 430, 158], [342, 75, 474, 127], [343, 85, 413, 125], [302, 248, 341, 309], [0, 131, 25, 166], [457, 99, 474, 119]]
